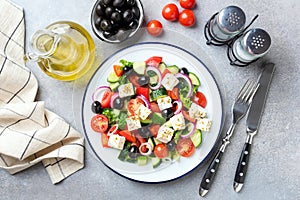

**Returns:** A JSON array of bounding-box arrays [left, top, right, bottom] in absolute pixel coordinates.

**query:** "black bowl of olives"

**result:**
[[91, 0, 144, 43]]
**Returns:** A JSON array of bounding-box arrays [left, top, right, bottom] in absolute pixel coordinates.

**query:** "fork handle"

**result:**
[[233, 142, 252, 192], [199, 149, 224, 196]]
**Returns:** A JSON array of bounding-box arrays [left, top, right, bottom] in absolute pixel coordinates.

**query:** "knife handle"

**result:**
[[199, 149, 223, 196], [233, 142, 252, 192]]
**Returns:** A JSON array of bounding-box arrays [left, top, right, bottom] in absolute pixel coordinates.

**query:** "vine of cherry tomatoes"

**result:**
[[146, 0, 197, 36]]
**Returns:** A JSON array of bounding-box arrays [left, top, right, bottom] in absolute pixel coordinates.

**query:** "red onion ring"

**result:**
[[110, 92, 120, 108], [175, 73, 193, 98], [139, 142, 152, 156], [173, 100, 183, 115], [136, 95, 150, 108], [146, 66, 162, 90], [181, 122, 196, 138], [92, 86, 112, 102]]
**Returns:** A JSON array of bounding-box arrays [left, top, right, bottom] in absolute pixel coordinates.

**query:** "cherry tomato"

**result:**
[[101, 132, 110, 148], [146, 20, 163, 37], [176, 138, 195, 157], [161, 68, 171, 78], [154, 143, 169, 158], [162, 3, 179, 21], [149, 124, 160, 137], [113, 65, 124, 77], [194, 91, 207, 108], [107, 124, 120, 135], [182, 109, 196, 123], [167, 87, 179, 100], [91, 114, 109, 133], [101, 91, 113, 108], [179, 0, 196, 9], [136, 87, 150, 101], [178, 9, 195, 27], [127, 98, 144, 115], [145, 56, 163, 67], [118, 130, 136, 143], [150, 102, 160, 113]]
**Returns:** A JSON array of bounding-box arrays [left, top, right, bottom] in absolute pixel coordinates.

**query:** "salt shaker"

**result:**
[[209, 5, 246, 42], [232, 28, 271, 63]]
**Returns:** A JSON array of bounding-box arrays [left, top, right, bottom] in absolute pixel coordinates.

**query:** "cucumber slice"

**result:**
[[151, 112, 166, 125], [190, 129, 202, 147], [151, 157, 162, 168], [137, 156, 148, 166], [158, 62, 167, 72], [148, 137, 155, 149], [141, 118, 152, 125], [167, 65, 179, 74], [133, 61, 146, 75], [107, 71, 120, 83], [109, 82, 120, 92], [188, 72, 201, 86]]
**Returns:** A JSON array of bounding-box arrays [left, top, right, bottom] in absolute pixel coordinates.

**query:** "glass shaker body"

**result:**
[[232, 28, 271, 63], [209, 6, 246, 42]]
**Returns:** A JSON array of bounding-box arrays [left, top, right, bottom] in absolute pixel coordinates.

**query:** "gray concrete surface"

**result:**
[[1, 0, 299, 199]]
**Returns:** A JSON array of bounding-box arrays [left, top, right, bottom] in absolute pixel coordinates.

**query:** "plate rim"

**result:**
[[81, 41, 224, 183]]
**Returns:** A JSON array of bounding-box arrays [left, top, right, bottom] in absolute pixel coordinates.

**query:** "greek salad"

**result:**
[[90, 56, 212, 169]]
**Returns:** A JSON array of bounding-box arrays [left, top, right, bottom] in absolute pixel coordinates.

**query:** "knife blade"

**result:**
[[233, 63, 275, 192]]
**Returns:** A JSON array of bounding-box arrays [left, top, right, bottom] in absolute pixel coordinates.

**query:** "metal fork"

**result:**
[[199, 79, 259, 197]]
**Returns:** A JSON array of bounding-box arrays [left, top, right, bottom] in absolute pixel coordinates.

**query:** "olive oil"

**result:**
[[28, 21, 95, 81]]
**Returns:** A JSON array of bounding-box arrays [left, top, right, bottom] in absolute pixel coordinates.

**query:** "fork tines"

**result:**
[[236, 79, 260, 104]]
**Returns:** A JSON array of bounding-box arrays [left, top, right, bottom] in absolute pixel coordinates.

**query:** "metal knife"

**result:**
[[233, 63, 275, 192]]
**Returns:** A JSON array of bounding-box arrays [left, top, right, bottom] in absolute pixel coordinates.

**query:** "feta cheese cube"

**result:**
[[196, 118, 212, 132], [156, 126, 174, 143], [189, 102, 207, 120], [108, 134, 126, 150], [157, 96, 172, 111], [135, 104, 151, 120], [161, 73, 179, 90], [118, 83, 135, 98], [170, 112, 186, 130], [126, 116, 141, 131]]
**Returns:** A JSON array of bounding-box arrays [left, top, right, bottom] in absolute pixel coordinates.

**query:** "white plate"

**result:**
[[81, 42, 223, 183]]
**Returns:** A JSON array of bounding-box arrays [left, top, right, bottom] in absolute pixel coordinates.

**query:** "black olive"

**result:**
[[111, 11, 122, 23], [123, 66, 132, 72], [96, 4, 105, 16], [167, 140, 176, 151], [100, 19, 112, 31], [126, 0, 136, 6], [115, 28, 130, 41], [180, 67, 189, 75], [102, 31, 113, 39], [162, 108, 174, 119], [131, 6, 140, 18], [113, 0, 125, 7], [139, 126, 152, 138], [103, 0, 112, 6], [137, 76, 150, 86], [94, 17, 102, 28], [128, 145, 139, 159], [105, 7, 114, 18], [113, 97, 124, 109], [128, 19, 138, 30], [91, 101, 102, 114], [123, 9, 134, 23]]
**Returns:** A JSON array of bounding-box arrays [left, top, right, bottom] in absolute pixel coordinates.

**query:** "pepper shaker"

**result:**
[[208, 5, 246, 43], [232, 28, 271, 63]]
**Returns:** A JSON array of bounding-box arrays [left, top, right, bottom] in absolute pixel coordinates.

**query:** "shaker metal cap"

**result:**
[[242, 28, 271, 55], [217, 5, 246, 34]]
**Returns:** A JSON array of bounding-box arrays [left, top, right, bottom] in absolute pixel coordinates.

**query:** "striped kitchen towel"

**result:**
[[0, 0, 84, 184]]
